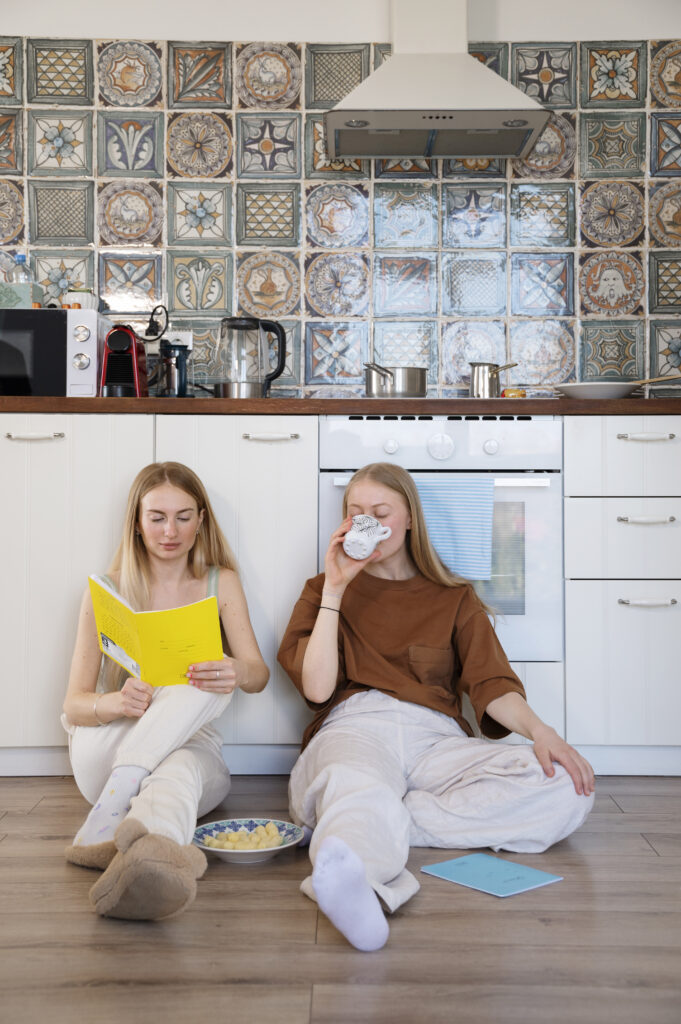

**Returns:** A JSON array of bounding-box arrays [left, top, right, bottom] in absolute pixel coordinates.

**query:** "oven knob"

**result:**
[[383, 439, 399, 454], [483, 439, 500, 455], [72, 353, 90, 370], [73, 325, 91, 342], [427, 433, 455, 460]]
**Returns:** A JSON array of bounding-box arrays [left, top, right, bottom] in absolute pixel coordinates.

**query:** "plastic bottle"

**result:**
[[8, 254, 33, 284]]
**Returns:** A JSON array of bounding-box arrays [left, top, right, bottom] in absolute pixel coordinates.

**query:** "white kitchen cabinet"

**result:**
[[155, 415, 316, 762], [0, 414, 154, 754], [564, 498, 681, 578], [564, 416, 680, 496]]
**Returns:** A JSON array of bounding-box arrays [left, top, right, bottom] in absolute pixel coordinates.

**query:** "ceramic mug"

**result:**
[[342, 514, 392, 560]]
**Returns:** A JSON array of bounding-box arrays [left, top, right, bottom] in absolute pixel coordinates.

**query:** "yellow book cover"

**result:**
[[88, 574, 224, 687]]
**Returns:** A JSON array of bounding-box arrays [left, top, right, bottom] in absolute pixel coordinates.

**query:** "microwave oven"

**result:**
[[0, 308, 112, 397]]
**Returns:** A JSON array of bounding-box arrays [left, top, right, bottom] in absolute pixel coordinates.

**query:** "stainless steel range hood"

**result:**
[[324, 0, 549, 161]]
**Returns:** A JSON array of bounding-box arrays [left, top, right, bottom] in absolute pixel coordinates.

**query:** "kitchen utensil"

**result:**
[[217, 316, 286, 398], [468, 362, 518, 398], [364, 362, 427, 397], [342, 514, 392, 559], [552, 375, 681, 399], [156, 338, 189, 397], [193, 818, 304, 864]]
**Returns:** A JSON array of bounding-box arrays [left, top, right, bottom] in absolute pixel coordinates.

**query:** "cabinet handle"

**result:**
[[616, 432, 676, 441], [617, 598, 678, 607], [4, 432, 66, 441], [241, 432, 300, 442], [616, 515, 676, 524]]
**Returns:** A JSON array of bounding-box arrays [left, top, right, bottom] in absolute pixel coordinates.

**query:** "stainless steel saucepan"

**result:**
[[364, 362, 427, 398], [468, 362, 518, 398]]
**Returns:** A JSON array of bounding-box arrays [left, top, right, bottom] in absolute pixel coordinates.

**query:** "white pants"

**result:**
[[62, 686, 232, 845], [289, 691, 595, 912]]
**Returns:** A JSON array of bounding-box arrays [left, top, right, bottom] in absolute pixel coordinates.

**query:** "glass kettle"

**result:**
[[217, 317, 287, 398]]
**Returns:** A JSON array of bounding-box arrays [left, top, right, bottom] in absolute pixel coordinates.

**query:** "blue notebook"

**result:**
[[421, 853, 562, 898]]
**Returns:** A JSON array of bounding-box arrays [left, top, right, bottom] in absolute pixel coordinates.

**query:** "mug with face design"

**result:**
[[342, 514, 392, 560]]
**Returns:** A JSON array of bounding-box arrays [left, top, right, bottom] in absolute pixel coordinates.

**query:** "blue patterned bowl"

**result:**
[[193, 817, 305, 864]]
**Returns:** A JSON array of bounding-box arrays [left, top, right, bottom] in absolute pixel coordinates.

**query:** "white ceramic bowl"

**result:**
[[193, 817, 304, 864], [552, 381, 642, 399]]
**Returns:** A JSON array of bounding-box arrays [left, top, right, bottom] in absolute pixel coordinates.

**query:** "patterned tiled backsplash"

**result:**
[[1, 36, 681, 396]]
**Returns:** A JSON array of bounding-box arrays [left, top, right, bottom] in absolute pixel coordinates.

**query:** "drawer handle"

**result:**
[[616, 432, 676, 441], [618, 598, 678, 607], [5, 432, 66, 441], [241, 432, 300, 442], [616, 515, 676, 524]]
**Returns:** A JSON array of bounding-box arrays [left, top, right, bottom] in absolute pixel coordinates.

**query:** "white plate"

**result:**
[[193, 817, 304, 864], [552, 381, 642, 399]]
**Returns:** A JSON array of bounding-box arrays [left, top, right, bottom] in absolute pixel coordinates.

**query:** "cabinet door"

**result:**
[[155, 415, 316, 746], [565, 497, 681, 578], [0, 414, 154, 746], [564, 416, 681, 496], [565, 580, 681, 746]]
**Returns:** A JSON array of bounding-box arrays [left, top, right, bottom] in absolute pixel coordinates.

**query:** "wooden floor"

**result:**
[[1, 775, 680, 1024]]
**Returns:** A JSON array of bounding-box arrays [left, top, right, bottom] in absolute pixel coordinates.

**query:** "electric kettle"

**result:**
[[216, 317, 287, 398]]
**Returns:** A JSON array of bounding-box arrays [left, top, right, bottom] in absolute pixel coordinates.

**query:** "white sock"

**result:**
[[311, 836, 389, 952], [73, 765, 149, 846]]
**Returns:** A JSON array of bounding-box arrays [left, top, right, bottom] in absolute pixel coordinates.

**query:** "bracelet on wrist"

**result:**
[[93, 693, 105, 726], [318, 605, 340, 613]]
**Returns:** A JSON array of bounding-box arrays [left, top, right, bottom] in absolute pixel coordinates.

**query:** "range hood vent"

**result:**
[[325, 0, 549, 161]]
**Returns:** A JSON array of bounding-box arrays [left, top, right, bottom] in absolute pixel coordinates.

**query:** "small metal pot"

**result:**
[[468, 361, 517, 398], [364, 362, 427, 398]]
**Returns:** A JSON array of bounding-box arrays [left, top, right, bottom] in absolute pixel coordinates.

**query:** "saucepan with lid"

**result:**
[[364, 362, 427, 398]]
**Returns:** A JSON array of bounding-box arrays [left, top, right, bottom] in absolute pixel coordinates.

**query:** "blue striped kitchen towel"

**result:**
[[415, 478, 495, 580]]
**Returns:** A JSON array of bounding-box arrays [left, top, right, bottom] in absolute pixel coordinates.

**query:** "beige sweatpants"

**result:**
[[62, 686, 232, 845], [289, 691, 594, 912]]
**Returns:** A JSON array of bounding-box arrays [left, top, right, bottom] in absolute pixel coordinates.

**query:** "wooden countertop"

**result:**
[[1, 396, 680, 415]]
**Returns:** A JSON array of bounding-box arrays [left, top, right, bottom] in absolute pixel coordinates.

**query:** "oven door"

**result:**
[[318, 471, 563, 662]]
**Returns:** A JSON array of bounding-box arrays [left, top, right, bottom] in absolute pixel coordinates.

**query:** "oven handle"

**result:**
[[331, 476, 551, 488]]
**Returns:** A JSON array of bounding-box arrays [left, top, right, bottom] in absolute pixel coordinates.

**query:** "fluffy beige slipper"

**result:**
[[88, 817, 207, 921], [65, 839, 117, 870]]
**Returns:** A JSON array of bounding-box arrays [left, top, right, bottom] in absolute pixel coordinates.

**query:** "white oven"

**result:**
[[318, 414, 563, 662]]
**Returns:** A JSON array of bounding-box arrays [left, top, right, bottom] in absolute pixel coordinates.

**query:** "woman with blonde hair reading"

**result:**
[[278, 463, 594, 952], [63, 462, 268, 920]]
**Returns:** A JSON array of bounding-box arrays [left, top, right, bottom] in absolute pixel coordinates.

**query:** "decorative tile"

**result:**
[[443, 158, 506, 178], [236, 113, 301, 178], [271, 319, 302, 387], [374, 44, 391, 68], [649, 180, 681, 247], [304, 321, 368, 383], [27, 39, 93, 105], [31, 249, 94, 305], [235, 42, 301, 109], [98, 180, 164, 247], [442, 252, 506, 316], [236, 182, 300, 246], [373, 253, 437, 317], [0, 38, 22, 104], [305, 44, 370, 109], [0, 178, 23, 244], [468, 43, 509, 78], [510, 183, 574, 246], [374, 184, 437, 249], [650, 114, 681, 176], [512, 113, 576, 179], [650, 41, 681, 109], [511, 253, 573, 316], [441, 320, 506, 386], [373, 321, 437, 384], [509, 320, 575, 385], [511, 43, 577, 108], [168, 183, 230, 246], [167, 251, 231, 314], [579, 112, 646, 178], [28, 180, 93, 245], [579, 180, 644, 248], [185, 318, 221, 385], [98, 111, 164, 177], [649, 251, 681, 313], [579, 251, 644, 316], [306, 183, 368, 248], [580, 321, 644, 380], [375, 158, 436, 179], [579, 42, 647, 108], [168, 42, 231, 109], [306, 252, 370, 317], [0, 109, 21, 175], [166, 111, 232, 178], [28, 111, 92, 176], [99, 252, 163, 312], [97, 40, 163, 107], [304, 114, 369, 179], [650, 321, 681, 378], [442, 184, 506, 248], [237, 250, 301, 317]]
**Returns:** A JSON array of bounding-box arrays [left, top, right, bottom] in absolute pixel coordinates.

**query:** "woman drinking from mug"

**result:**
[[278, 462, 594, 952]]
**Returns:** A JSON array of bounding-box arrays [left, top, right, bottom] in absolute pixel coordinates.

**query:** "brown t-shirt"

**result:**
[[277, 570, 526, 750]]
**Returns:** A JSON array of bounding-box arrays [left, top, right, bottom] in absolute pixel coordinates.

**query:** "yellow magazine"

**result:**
[[88, 574, 224, 687]]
